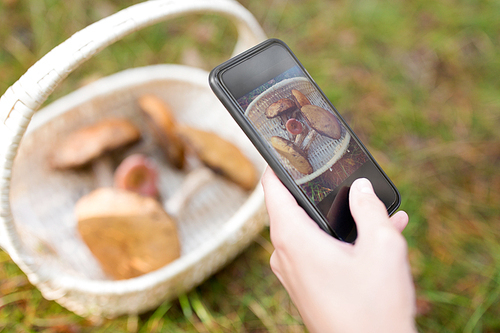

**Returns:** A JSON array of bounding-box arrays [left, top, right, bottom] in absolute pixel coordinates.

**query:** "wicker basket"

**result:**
[[0, 0, 267, 318]]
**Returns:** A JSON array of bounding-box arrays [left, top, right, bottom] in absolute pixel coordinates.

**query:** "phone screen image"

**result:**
[[236, 65, 369, 241], [212, 40, 400, 242]]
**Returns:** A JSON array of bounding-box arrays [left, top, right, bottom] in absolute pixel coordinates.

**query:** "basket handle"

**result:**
[[0, 0, 266, 252]]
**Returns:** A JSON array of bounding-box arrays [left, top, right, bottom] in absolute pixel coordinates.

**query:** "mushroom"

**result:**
[[138, 93, 257, 198], [300, 105, 342, 140], [113, 152, 214, 218], [266, 98, 297, 139], [291, 89, 311, 108], [114, 154, 159, 198], [176, 125, 258, 191], [138, 94, 185, 169], [137, 95, 219, 214], [302, 130, 318, 152], [286, 118, 303, 135], [290, 89, 312, 146], [271, 136, 312, 175], [50, 118, 141, 186], [75, 187, 181, 280], [295, 124, 310, 147], [137, 95, 257, 191], [163, 166, 215, 216], [286, 117, 308, 145]]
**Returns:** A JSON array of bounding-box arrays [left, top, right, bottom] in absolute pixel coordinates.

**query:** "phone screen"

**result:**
[[216, 40, 399, 242]]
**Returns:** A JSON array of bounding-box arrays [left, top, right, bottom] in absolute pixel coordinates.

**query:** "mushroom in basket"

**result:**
[[138, 94, 258, 193], [114, 154, 159, 198], [77, 152, 213, 280], [138, 94, 185, 169], [176, 125, 258, 191], [71, 95, 258, 280], [50, 118, 141, 186], [76, 187, 180, 280], [267, 88, 344, 175]]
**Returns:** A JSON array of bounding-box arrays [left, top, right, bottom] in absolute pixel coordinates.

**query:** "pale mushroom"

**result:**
[[271, 136, 313, 175], [302, 130, 318, 152], [301, 105, 342, 140], [291, 89, 311, 108], [50, 118, 141, 186], [266, 98, 298, 140], [286, 118, 308, 146], [76, 187, 181, 280], [176, 125, 258, 191], [138, 94, 185, 169], [290, 89, 311, 145], [137, 95, 257, 215]]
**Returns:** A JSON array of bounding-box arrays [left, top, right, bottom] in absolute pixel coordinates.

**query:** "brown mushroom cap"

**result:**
[[291, 89, 311, 108], [76, 187, 180, 280], [51, 118, 141, 169], [138, 94, 185, 169], [265, 98, 297, 118], [176, 125, 258, 191], [300, 105, 342, 140], [270, 136, 313, 175]]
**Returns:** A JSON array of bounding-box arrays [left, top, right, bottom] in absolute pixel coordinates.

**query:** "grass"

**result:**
[[1, 0, 499, 331]]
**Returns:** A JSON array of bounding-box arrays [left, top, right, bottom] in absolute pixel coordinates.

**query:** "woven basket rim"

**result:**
[[0, 0, 268, 316], [29, 64, 208, 134]]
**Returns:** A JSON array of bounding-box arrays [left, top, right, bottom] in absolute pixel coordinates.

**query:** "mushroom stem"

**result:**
[[302, 130, 318, 152], [92, 156, 115, 187], [163, 166, 215, 217], [280, 114, 292, 140], [295, 126, 309, 147]]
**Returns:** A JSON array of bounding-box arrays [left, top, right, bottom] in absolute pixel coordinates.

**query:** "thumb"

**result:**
[[349, 178, 393, 240]]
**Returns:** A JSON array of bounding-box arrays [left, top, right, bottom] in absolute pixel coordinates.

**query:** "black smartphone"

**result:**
[[209, 38, 400, 243]]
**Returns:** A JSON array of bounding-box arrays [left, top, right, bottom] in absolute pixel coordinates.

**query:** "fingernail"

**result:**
[[355, 178, 374, 194]]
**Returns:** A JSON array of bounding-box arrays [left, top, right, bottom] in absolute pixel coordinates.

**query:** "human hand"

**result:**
[[261, 168, 416, 333]]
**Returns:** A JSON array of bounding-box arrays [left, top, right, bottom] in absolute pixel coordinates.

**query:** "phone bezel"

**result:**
[[209, 38, 401, 240]]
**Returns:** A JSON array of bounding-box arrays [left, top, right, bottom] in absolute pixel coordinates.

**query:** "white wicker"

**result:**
[[0, 0, 267, 318]]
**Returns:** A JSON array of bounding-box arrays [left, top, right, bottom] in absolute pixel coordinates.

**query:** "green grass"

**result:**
[[1, 0, 500, 331]]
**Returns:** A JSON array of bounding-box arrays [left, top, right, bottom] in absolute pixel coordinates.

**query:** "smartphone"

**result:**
[[209, 38, 400, 243]]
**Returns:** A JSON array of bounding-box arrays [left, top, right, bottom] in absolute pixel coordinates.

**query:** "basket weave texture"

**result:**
[[0, 0, 267, 318]]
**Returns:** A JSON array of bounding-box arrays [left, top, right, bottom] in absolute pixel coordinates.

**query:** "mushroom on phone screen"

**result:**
[[291, 89, 311, 108], [266, 98, 297, 139], [286, 118, 303, 135], [271, 136, 312, 175], [301, 105, 342, 140], [289, 89, 311, 146]]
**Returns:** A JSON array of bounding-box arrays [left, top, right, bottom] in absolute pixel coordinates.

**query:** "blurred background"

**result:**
[[0, 0, 499, 331]]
